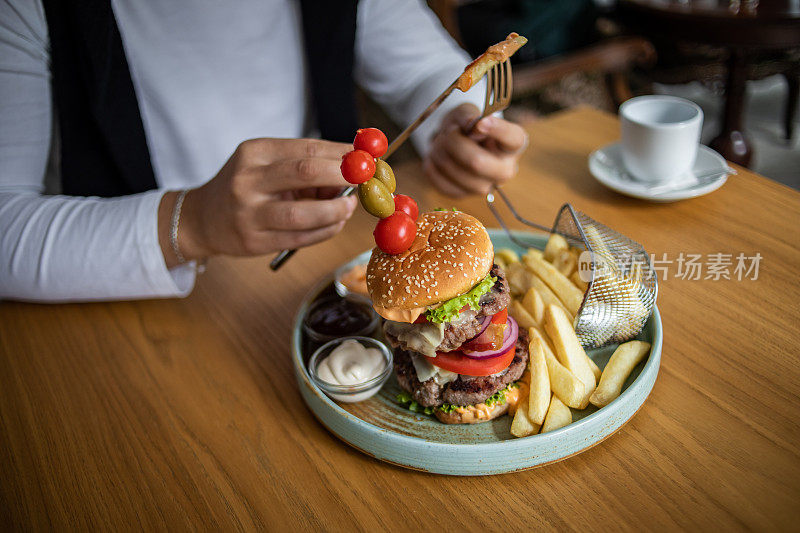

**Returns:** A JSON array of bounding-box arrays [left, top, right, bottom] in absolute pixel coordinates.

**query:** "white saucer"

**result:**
[[588, 142, 730, 202]]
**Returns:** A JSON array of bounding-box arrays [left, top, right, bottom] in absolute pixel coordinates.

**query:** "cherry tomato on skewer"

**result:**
[[353, 128, 388, 159], [341, 150, 376, 185], [393, 194, 419, 221], [373, 211, 416, 255]]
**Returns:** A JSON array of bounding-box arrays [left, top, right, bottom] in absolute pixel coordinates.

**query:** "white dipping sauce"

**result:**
[[316, 339, 386, 402]]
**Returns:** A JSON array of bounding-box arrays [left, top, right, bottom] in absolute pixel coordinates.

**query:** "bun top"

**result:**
[[366, 211, 493, 311]]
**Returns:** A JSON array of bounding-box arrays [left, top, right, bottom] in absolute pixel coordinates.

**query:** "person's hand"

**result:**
[[159, 138, 357, 267], [424, 103, 528, 197]]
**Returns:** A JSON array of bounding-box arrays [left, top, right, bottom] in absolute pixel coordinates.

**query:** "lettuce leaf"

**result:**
[[425, 274, 497, 324], [396, 392, 435, 415]]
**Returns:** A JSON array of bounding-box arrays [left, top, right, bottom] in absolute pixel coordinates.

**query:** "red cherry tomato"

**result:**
[[491, 308, 508, 325], [393, 194, 419, 221], [340, 150, 375, 185], [353, 128, 388, 158], [426, 346, 516, 377], [373, 211, 416, 255]]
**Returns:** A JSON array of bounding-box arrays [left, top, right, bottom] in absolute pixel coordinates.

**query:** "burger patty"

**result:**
[[386, 264, 511, 354], [438, 264, 510, 352], [394, 328, 530, 408]]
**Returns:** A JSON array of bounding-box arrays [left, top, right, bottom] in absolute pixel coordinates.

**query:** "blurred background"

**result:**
[[362, 0, 800, 189]]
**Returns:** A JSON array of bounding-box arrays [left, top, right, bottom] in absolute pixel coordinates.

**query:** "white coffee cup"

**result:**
[[619, 95, 703, 183]]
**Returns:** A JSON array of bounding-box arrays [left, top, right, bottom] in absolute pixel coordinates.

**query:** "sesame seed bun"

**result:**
[[366, 211, 494, 312]]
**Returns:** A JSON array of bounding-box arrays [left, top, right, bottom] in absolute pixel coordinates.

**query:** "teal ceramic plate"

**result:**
[[292, 230, 663, 475]]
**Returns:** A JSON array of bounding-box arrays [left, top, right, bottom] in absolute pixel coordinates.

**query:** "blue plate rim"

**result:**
[[291, 229, 663, 450]]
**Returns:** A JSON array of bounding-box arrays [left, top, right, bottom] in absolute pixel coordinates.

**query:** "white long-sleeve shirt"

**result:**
[[0, 0, 483, 302]]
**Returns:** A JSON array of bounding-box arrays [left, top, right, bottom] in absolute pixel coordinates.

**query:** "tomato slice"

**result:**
[[461, 308, 509, 352], [462, 323, 505, 352], [491, 308, 508, 325], [426, 346, 516, 377]]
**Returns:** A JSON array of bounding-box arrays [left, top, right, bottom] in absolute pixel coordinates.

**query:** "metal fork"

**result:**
[[467, 59, 512, 133]]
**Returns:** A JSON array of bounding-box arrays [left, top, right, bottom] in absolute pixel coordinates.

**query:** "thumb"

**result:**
[[444, 103, 492, 143], [446, 103, 482, 131]]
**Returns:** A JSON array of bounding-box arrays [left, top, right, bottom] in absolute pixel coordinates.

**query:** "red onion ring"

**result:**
[[461, 317, 518, 359], [463, 315, 493, 343]]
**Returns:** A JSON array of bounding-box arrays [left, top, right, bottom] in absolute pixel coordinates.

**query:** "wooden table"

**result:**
[[2, 108, 799, 530]]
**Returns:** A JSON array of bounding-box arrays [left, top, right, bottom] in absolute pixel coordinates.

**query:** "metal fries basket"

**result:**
[[487, 189, 658, 348]]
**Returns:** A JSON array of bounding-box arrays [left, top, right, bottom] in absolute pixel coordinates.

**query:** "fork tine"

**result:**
[[493, 64, 500, 107], [497, 62, 505, 105], [503, 60, 512, 101], [484, 67, 493, 111]]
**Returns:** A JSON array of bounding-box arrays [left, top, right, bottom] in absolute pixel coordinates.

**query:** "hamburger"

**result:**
[[366, 210, 528, 424]]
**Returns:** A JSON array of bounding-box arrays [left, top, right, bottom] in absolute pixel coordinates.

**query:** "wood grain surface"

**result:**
[[1, 108, 799, 530]]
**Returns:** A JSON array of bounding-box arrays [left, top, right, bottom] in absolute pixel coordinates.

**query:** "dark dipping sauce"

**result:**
[[304, 297, 376, 342]]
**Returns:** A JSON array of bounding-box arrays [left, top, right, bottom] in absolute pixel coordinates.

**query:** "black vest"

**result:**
[[42, 0, 359, 197]]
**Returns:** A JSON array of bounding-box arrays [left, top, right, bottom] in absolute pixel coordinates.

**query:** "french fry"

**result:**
[[544, 305, 596, 407], [522, 287, 545, 324], [529, 324, 556, 354], [570, 270, 589, 292], [510, 400, 539, 437], [510, 300, 538, 329], [628, 260, 643, 284], [510, 373, 539, 437], [592, 261, 650, 335], [505, 261, 528, 296], [532, 312, 599, 381], [526, 274, 573, 321], [541, 268, 599, 380], [523, 248, 543, 264], [527, 337, 550, 425], [495, 248, 520, 266], [523, 254, 584, 316], [543, 233, 568, 263], [586, 351, 602, 383], [583, 225, 619, 279], [541, 395, 572, 433], [529, 327, 586, 409], [552, 249, 577, 277], [590, 341, 651, 407], [583, 225, 613, 259]]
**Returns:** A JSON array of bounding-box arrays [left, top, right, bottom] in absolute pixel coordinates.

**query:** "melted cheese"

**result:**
[[384, 320, 445, 358], [409, 353, 458, 385]]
